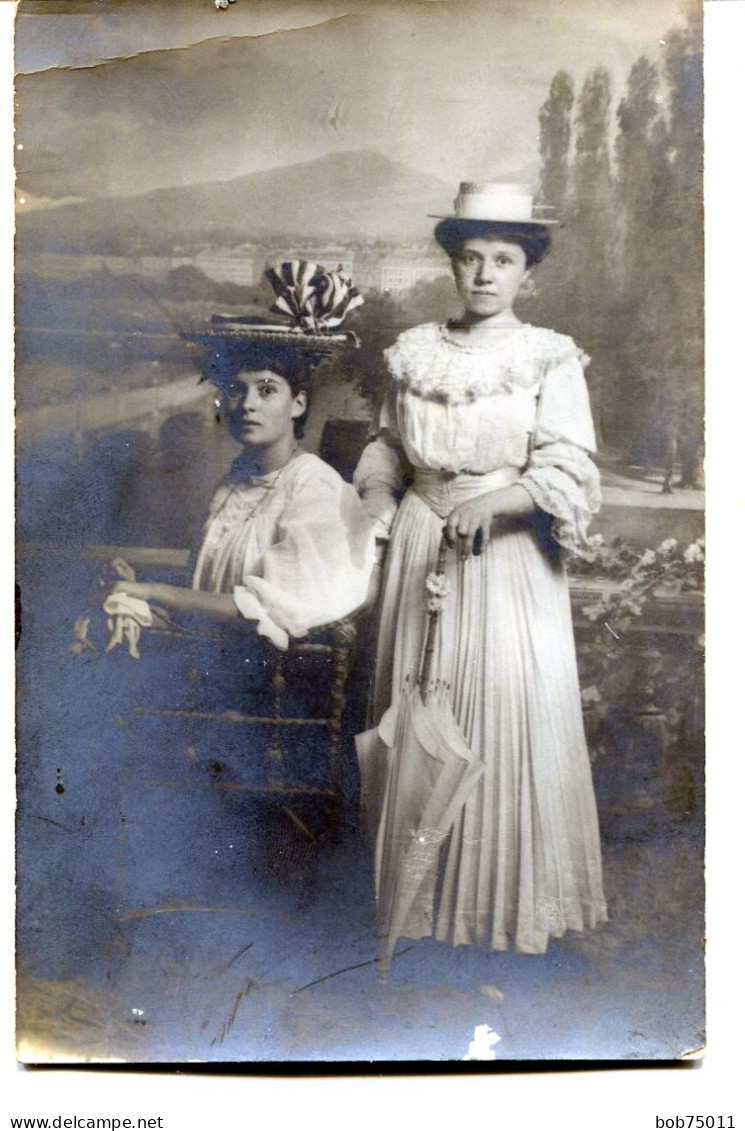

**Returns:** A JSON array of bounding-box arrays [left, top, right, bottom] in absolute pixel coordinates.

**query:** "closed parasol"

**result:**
[[356, 535, 484, 976]]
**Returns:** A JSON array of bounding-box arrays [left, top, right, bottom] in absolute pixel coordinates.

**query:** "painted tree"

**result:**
[[538, 71, 574, 214], [615, 57, 668, 289], [533, 15, 703, 475], [565, 67, 616, 440], [659, 15, 704, 486], [572, 68, 614, 227], [531, 72, 576, 337], [613, 17, 703, 480], [612, 56, 672, 462]]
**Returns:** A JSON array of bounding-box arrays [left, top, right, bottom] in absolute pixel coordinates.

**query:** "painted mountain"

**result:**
[[16, 150, 486, 254]]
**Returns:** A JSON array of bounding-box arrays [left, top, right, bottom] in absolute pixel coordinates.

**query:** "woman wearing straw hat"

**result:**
[[354, 184, 607, 965], [108, 264, 374, 649]]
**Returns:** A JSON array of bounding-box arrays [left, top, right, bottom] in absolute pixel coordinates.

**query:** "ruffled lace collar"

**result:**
[[384, 322, 588, 404]]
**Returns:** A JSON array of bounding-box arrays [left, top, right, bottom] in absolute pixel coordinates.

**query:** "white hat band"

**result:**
[[453, 182, 535, 222]]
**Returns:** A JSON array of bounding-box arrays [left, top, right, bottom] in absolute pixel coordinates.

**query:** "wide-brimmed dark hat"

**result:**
[[182, 260, 363, 366], [431, 182, 557, 257]]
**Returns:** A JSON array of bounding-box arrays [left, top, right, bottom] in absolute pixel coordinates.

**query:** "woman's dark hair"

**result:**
[[203, 340, 312, 438], [436, 220, 551, 268]]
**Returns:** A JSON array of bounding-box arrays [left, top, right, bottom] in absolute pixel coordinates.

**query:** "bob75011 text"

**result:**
[[655, 1119, 735, 1129]]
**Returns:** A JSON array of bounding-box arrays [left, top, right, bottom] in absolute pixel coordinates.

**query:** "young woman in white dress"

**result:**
[[354, 184, 607, 960], [110, 338, 374, 647]]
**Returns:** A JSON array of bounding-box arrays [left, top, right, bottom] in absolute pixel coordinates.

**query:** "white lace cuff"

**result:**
[[520, 453, 601, 556]]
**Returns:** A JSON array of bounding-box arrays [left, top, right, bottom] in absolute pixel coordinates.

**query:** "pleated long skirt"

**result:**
[[367, 486, 608, 954]]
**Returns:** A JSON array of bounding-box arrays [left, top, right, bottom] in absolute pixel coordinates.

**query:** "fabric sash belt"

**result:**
[[412, 466, 522, 519]]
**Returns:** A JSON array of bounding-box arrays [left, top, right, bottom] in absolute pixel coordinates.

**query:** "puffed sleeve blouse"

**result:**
[[353, 322, 601, 554], [192, 452, 375, 649]]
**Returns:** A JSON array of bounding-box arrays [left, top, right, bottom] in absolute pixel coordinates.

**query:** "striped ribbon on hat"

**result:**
[[266, 260, 324, 329], [266, 260, 363, 332], [315, 267, 364, 330]]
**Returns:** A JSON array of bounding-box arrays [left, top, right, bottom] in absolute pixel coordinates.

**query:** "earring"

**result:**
[[520, 277, 539, 299]]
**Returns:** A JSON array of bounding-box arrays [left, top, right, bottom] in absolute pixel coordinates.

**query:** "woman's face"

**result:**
[[219, 368, 307, 449], [452, 236, 531, 321]]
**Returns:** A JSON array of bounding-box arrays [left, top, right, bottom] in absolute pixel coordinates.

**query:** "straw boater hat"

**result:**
[[183, 259, 363, 370], [431, 182, 558, 260]]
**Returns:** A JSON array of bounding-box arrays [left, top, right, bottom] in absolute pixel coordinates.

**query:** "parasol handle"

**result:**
[[418, 534, 450, 698], [435, 534, 448, 575]]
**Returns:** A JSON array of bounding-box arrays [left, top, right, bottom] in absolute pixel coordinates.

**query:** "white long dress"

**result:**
[[353, 323, 608, 955], [192, 451, 374, 648]]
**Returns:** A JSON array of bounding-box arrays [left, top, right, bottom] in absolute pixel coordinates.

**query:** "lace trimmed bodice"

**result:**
[[354, 322, 601, 554], [192, 452, 375, 648], [383, 322, 590, 405]]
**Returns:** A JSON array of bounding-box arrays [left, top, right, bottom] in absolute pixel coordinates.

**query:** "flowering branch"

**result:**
[[567, 534, 705, 757], [574, 534, 704, 630]]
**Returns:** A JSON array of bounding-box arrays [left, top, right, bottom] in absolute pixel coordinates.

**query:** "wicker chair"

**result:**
[[122, 608, 361, 846]]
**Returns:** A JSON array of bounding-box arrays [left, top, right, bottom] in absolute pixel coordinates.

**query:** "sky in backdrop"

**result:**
[[15, 0, 694, 205]]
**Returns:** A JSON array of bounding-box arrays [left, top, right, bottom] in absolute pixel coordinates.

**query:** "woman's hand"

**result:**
[[444, 485, 536, 559], [109, 579, 154, 602], [444, 495, 500, 559]]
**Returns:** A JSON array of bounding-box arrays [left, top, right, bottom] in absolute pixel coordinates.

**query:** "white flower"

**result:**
[[425, 571, 451, 599], [587, 534, 605, 549], [683, 542, 704, 564], [658, 538, 678, 554], [425, 570, 451, 613], [638, 549, 656, 567]]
